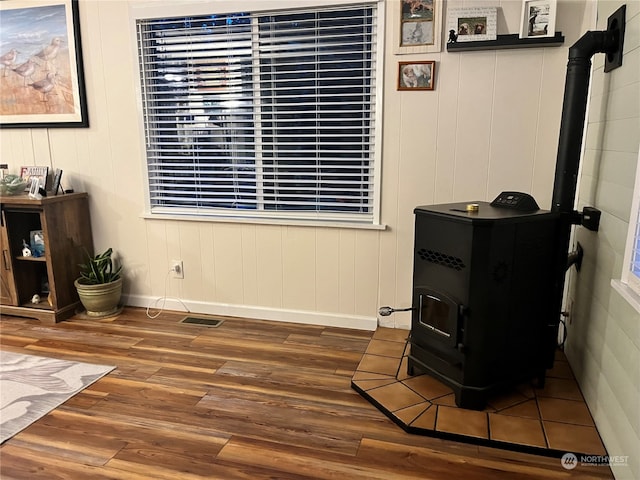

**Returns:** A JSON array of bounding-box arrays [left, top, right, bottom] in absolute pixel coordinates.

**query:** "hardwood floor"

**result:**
[[0, 308, 612, 479]]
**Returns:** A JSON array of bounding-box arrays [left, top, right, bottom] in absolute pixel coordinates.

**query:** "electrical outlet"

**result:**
[[171, 260, 184, 279]]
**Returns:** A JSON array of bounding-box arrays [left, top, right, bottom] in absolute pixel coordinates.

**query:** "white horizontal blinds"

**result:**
[[136, 4, 377, 221], [137, 14, 257, 211], [256, 7, 376, 216]]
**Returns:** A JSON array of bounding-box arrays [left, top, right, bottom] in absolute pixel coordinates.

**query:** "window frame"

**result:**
[[613, 148, 640, 312], [130, 0, 385, 228]]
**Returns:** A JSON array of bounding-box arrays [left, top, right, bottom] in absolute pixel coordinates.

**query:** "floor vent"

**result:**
[[180, 316, 224, 327]]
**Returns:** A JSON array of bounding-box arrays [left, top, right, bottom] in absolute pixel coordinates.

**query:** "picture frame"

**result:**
[[398, 61, 435, 91], [20, 165, 49, 190], [394, 0, 444, 54], [447, 7, 497, 43], [0, 0, 89, 128], [519, 0, 557, 39], [51, 168, 63, 195], [28, 177, 41, 199]]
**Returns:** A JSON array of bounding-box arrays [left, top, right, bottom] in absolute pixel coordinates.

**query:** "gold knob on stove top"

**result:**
[[466, 203, 479, 212]]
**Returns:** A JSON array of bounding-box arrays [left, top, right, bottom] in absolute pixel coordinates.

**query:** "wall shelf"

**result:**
[[446, 32, 564, 52]]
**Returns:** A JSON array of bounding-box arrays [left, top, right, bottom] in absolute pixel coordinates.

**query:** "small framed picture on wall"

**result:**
[[397, 61, 435, 91], [447, 7, 497, 42], [519, 0, 557, 38], [395, 0, 443, 54]]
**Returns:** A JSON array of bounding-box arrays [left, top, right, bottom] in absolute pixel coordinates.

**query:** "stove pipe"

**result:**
[[551, 30, 620, 214], [549, 8, 625, 363]]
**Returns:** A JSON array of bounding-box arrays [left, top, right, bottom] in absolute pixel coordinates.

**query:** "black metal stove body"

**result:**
[[408, 201, 560, 409]]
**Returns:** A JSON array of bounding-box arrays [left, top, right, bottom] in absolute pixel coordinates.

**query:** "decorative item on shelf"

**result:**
[[27, 177, 42, 199], [448, 30, 458, 43], [519, 0, 557, 39], [74, 247, 123, 318], [21, 239, 31, 257], [395, 0, 443, 54], [31, 294, 40, 304], [29, 230, 45, 257], [51, 168, 63, 195], [398, 61, 436, 91], [0, 174, 27, 195], [447, 6, 497, 42], [19, 166, 48, 191]]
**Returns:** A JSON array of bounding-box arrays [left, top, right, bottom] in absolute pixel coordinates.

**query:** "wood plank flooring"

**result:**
[[0, 308, 613, 479]]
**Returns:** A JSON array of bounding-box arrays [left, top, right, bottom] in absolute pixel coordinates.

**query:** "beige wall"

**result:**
[[1, 0, 593, 330], [566, 1, 640, 479], [5, 0, 638, 471]]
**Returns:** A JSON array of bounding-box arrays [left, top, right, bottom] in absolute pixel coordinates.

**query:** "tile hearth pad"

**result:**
[[351, 328, 607, 458]]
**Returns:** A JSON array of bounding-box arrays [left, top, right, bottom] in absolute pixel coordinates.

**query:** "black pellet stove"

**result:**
[[407, 195, 560, 409], [406, 8, 626, 410]]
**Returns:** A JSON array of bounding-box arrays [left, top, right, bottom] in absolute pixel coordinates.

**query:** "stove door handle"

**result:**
[[457, 305, 469, 353]]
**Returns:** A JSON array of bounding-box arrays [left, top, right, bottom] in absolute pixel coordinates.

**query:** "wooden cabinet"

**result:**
[[0, 193, 93, 323]]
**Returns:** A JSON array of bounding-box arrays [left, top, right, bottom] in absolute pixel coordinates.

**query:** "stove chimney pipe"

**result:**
[[548, 6, 625, 363], [551, 30, 620, 213]]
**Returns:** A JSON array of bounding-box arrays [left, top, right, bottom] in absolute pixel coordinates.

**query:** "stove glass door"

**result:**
[[414, 288, 460, 347]]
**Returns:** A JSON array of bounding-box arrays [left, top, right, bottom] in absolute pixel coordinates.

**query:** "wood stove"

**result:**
[[407, 198, 560, 409], [405, 8, 626, 410]]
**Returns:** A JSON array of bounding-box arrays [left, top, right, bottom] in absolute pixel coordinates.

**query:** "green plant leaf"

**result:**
[[77, 247, 122, 285]]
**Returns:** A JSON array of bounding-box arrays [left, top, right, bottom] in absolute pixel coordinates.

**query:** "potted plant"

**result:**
[[74, 248, 123, 317]]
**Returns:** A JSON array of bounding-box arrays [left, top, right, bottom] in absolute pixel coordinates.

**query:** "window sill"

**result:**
[[141, 212, 388, 230], [611, 279, 640, 314]]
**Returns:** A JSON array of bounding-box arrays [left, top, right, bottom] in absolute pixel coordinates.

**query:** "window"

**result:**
[[620, 149, 640, 297], [134, 2, 381, 225]]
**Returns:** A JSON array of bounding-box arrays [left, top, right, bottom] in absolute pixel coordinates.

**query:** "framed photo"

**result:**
[[20, 165, 49, 190], [447, 7, 497, 43], [0, 0, 89, 128], [519, 0, 557, 38], [394, 0, 443, 54], [398, 61, 435, 91], [51, 168, 63, 195], [28, 177, 41, 199]]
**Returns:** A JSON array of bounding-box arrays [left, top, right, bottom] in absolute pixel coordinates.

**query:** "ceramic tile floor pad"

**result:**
[[351, 328, 607, 458]]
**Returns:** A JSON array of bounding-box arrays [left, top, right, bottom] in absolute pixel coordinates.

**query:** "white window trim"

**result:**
[[612, 147, 640, 313], [139, 210, 387, 230], [129, 0, 386, 228]]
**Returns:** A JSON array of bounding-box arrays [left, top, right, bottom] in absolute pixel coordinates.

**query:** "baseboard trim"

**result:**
[[123, 294, 377, 331]]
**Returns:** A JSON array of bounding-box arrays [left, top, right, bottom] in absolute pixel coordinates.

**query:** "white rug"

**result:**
[[0, 351, 115, 444]]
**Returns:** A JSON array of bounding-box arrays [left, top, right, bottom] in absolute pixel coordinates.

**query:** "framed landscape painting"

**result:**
[[0, 0, 88, 128]]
